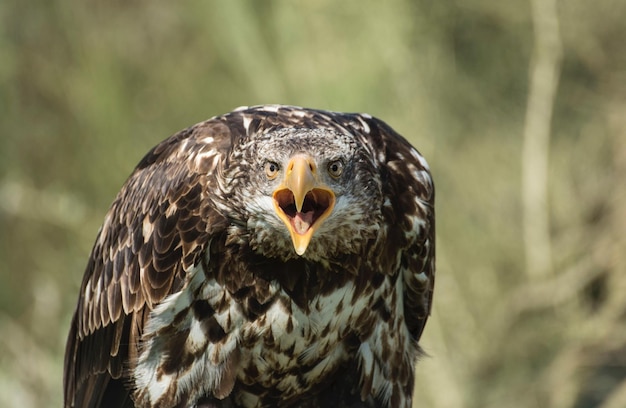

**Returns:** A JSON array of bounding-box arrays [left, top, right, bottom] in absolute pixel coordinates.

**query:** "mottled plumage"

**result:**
[[64, 105, 435, 408]]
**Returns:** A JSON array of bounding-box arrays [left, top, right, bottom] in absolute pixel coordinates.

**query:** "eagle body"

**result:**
[[64, 105, 435, 408]]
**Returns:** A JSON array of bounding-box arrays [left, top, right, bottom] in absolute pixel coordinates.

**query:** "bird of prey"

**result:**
[[63, 105, 435, 408]]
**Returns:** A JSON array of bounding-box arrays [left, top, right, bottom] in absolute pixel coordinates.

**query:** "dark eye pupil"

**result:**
[[265, 162, 279, 177], [329, 161, 343, 176]]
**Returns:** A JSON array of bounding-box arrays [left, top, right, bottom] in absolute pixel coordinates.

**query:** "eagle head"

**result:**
[[219, 126, 384, 261]]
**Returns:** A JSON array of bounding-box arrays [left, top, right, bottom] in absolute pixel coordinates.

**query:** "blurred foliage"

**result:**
[[1, 1, 625, 407]]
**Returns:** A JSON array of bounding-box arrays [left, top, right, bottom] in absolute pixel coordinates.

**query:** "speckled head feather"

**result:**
[[64, 105, 435, 408]]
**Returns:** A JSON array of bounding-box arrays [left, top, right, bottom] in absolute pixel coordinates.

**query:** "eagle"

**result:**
[[63, 105, 435, 408]]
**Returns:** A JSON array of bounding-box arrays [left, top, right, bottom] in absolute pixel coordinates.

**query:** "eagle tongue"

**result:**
[[293, 211, 314, 235]]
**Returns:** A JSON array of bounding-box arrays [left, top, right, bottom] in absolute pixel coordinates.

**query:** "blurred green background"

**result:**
[[1, 1, 625, 407]]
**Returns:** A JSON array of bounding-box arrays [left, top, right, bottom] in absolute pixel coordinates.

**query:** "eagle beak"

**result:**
[[272, 155, 335, 255]]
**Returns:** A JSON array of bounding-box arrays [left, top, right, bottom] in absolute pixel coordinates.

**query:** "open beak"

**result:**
[[272, 155, 335, 255]]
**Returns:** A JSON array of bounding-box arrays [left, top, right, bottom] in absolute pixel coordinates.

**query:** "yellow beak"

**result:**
[[272, 155, 335, 255]]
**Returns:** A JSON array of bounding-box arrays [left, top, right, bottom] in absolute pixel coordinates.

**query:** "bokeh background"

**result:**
[[1, 1, 625, 407]]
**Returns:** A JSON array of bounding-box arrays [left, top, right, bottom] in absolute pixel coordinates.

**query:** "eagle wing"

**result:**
[[373, 117, 435, 342], [63, 119, 236, 408], [334, 114, 435, 406], [343, 113, 435, 340]]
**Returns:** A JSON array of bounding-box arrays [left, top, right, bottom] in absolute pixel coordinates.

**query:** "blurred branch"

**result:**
[[599, 380, 626, 408], [0, 178, 88, 229], [522, 0, 563, 279], [508, 255, 599, 314], [0, 312, 61, 407], [545, 344, 582, 408]]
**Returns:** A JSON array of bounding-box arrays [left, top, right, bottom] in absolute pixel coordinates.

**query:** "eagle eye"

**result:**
[[327, 160, 344, 178], [264, 161, 280, 179]]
